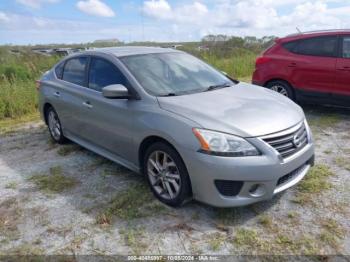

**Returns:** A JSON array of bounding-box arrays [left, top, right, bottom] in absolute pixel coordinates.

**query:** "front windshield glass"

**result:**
[[120, 52, 235, 96]]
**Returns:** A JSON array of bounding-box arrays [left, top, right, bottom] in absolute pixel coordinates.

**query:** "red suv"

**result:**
[[252, 30, 350, 106]]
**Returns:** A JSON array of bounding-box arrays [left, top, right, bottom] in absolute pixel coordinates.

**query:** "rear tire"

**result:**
[[143, 142, 192, 207], [46, 107, 67, 144], [266, 80, 295, 100]]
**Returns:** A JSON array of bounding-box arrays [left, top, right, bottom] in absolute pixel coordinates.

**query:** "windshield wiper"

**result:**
[[158, 92, 177, 97], [206, 83, 232, 91]]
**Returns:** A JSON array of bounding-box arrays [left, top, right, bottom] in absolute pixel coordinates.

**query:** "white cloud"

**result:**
[[3, 0, 350, 44], [142, 0, 172, 19], [76, 0, 115, 17], [142, 0, 208, 24], [16, 0, 59, 9], [0, 12, 10, 23], [142, 0, 350, 38]]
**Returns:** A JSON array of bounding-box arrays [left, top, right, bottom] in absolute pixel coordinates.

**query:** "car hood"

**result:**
[[157, 82, 305, 137]]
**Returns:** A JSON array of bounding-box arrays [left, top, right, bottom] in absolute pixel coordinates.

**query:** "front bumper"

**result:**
[[180, 127, 315, 207]]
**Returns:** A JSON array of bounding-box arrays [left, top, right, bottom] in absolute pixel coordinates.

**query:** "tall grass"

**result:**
[[0, 79, 38, 119], [0, 47, 60, 119], [201, 49, 257, 79]]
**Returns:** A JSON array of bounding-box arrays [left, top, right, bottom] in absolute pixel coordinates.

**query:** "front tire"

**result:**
[[46, 107, 67, 144], [266, 80, 295, 100], [143, 142, 192, 207]]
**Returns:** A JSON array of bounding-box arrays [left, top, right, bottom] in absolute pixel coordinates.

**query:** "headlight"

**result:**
[[192, 128, 260, 157], [304, 119, 313, 143]]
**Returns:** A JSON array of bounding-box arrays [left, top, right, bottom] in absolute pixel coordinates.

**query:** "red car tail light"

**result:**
[[255, 56, 271, 66]]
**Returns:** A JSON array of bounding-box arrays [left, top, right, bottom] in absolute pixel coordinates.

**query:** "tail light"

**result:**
[[255, 56, 271, 67], [36, 80, 41, 91]]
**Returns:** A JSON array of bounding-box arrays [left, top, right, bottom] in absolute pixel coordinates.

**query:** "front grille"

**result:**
[[214, 180, 243, 197], [263, 123, 308, 158]]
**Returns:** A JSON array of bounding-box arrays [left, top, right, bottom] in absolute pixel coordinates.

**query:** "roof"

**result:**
[[280, 29, 350, 42], [86, 46, 180, 57]]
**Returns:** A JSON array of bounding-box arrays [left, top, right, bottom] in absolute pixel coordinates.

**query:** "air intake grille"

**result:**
[[263, 123, 308, 158], [277, 164, 307, 186], [214, 180, 243, 197]]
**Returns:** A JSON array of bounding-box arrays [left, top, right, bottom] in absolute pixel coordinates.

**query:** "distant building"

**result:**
[[161, 44, 183, 49], [198, 45, 210, 51], [31, 47, 86, 56], [93, 38, 120, 44]]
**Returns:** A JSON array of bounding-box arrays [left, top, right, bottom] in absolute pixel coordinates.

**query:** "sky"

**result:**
[[1, 0, 350, 45]]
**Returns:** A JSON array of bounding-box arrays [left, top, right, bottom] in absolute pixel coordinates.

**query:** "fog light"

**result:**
[[249, 184, 266, 197]]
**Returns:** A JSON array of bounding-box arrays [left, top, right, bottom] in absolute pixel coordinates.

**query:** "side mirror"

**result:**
[[102, 84, 130, 99]]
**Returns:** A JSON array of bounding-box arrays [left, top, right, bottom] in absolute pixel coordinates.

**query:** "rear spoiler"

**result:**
[[274, 38, 282, 43]]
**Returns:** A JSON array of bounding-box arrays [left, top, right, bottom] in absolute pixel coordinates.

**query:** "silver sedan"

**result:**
[[38, 47, 315, 207]]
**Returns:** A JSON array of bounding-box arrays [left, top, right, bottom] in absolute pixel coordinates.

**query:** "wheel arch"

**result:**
[[264, 78, 296, 100], [138, 136, 192, 182], [43, 102, 53, 125], [263, 78, 293, 88], [139, 136, 178, 170]]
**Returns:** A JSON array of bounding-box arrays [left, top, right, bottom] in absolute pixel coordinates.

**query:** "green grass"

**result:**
[[233, 228, 264, 248], [5, 182, 17, 190], [320, 218, 344, 238], [308, 114, 341, 130], [207, 232, 226, 251], [0, 198, 22, 242], [297, 164, 334, 194], [96, 182, 167, 225], [0, 79, 38, 119], [0, 112, 40, 135], [0, 47, 60, 120], [200, 48, 257, 79], [294, 164, 334, 205], [57, 144, 82, 156], [319, 219, 345, 251], [119, 227, 148, 254], [232, 228, 278, 254], [28, 166, 78, 194], [258, 214, 274, 231]]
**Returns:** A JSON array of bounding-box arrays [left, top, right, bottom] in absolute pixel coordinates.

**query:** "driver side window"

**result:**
[[343, 37, 350, 58], [88, 58, 128, 92]]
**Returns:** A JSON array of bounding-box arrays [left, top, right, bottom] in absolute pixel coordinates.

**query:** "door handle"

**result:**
[[288, 62, 297, 68], [82, 101, 93, 109], [53, 91, 60, 98], [340, 66, 350, 71]]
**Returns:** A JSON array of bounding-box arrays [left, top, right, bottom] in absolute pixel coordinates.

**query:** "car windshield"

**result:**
[[120, 52, 235, 96]]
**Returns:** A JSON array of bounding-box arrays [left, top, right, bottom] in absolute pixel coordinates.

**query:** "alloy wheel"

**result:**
[[147, 150, 181, 200], [270, 85, 289, 96]]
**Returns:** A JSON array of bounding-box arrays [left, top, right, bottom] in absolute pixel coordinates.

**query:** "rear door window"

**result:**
[[62, 57, 88, 86], [289, 36, 338, 57], [88, 58, 128, 92], [55, 62, 64, 79], [342, 37, 350, 58], [282, 41, 298, 52]]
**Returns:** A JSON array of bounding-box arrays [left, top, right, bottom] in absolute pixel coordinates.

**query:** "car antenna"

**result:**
[[296, 27, 302, 34]]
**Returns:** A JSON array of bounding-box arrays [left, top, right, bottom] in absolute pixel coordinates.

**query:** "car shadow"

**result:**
[[302, 103, 350, 117]]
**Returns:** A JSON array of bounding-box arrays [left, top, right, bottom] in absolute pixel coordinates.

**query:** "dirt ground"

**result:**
[[0, 105, 349, 257]]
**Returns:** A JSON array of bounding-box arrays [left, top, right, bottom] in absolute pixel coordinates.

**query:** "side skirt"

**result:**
[[294, 88, 350, 107], [64, 131, 141, 174]]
